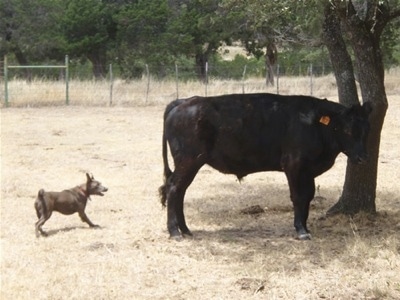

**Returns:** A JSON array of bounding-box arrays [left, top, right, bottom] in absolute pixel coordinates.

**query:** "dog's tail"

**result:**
[[38, 189, 45, 197], [35, 189, 47, 219]]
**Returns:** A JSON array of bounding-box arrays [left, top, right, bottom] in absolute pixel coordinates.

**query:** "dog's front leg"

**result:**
[[79, 211, 100, 228]]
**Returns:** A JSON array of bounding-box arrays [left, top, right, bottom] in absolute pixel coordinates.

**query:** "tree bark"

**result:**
[[325, 0, 389, 215], [195, 53, 208, 83], [87, 51, 107, 80], [322, 4, 359, 107], [265, 42, 277, 86]]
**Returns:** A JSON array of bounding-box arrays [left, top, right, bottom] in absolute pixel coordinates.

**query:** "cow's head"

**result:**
[[334, 102, 372, 164]]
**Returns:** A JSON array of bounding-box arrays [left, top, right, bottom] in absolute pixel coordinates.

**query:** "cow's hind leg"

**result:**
[[166, 160, 202, 240]]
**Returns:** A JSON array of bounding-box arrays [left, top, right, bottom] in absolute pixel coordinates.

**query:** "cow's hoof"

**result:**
[[298, 233, 312, 240], [170, 235, 184, 242], [182, 230, 193, 237]]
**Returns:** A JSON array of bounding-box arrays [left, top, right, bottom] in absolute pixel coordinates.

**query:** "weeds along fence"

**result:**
[[1, 57, 335, 108]]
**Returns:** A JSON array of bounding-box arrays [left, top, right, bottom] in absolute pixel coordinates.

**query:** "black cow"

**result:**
[[159, 93, 372, 240]]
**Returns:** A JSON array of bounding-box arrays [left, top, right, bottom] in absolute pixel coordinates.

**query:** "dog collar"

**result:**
[[78, 186, 89, 198]]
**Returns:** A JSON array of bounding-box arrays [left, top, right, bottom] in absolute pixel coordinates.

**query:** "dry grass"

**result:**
[[2, 75, 341, 108], [1, 74, 400, 299]]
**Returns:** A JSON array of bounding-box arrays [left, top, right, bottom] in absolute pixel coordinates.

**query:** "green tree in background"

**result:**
[[221, 0, 329, 85], [62, 0, 117, 79], [1, 0, 399, 80], [167, 0, 230, 81], [115, 0, 172, 78], [0, 0, 65, 74]]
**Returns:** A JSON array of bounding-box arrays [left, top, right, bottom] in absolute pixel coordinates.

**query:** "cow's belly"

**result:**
[[207, 150, 282, 178]]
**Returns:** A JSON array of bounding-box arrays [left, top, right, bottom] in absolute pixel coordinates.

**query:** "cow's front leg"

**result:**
[[293, 199, 312, 240], [292, 177, 315, 240], [285, 167, 315, 240]]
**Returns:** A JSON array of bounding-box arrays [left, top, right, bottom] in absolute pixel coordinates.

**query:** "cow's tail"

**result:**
[[159, 130, 172, 207], [159, 99, 187, 206], [159, 102, 178, 207], [35, 189, 47, 218]]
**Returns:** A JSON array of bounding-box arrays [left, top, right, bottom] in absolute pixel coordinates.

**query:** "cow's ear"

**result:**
[[362, 101, 373, 116]]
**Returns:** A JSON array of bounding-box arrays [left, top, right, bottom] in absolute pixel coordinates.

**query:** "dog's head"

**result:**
[[86, 173, 108, 196]]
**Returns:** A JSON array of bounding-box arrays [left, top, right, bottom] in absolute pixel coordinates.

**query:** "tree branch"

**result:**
[[388, 7, 400, 21]]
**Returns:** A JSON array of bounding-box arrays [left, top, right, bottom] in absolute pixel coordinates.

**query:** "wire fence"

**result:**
[[1, 58, 399, 107]]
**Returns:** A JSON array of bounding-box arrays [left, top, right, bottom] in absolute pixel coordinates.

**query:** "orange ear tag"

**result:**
[[319, 116, 330, 125]]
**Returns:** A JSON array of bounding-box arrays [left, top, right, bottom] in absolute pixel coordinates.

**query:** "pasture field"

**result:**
[[1, 76, 400, 299]]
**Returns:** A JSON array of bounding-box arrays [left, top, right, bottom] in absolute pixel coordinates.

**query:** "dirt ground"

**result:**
[[1, 99, 399, 299]]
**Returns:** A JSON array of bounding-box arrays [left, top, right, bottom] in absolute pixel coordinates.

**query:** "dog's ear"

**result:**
[[86, 173, 93, 182]]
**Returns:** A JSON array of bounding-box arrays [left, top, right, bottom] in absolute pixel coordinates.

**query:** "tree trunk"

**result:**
[[195, 53, 207, 83], [326, 1, 388, 215], [265, 42, 277, 86], [265, 60, 274, 86], [13, 45, 32, 81], [322, 4, 359, 107], [87, 51, 107, 80]]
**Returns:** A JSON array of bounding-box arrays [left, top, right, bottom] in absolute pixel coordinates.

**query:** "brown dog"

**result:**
[[34, 173, 108, 237]]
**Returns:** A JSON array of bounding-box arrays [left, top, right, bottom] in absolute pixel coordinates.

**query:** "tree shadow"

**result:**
[[180, 182, 400, 272]]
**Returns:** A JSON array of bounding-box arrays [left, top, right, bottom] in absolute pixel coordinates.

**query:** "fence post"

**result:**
[[276, 64, 280, 95], [65, 55, 69, 105], [309, 63, 313, 96], [175, 62, 179, 99], [242, 64, 247, 94], [4, 56, 9, 107], [205, 62, 208, 97], [145, 64, 150, 104], [109, 63, 113, 106]]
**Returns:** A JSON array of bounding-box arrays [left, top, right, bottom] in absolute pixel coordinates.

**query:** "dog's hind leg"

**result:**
[[35, 190, 51, 237], [35, 214, 51, 237], [78, 211, 99, 228]]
